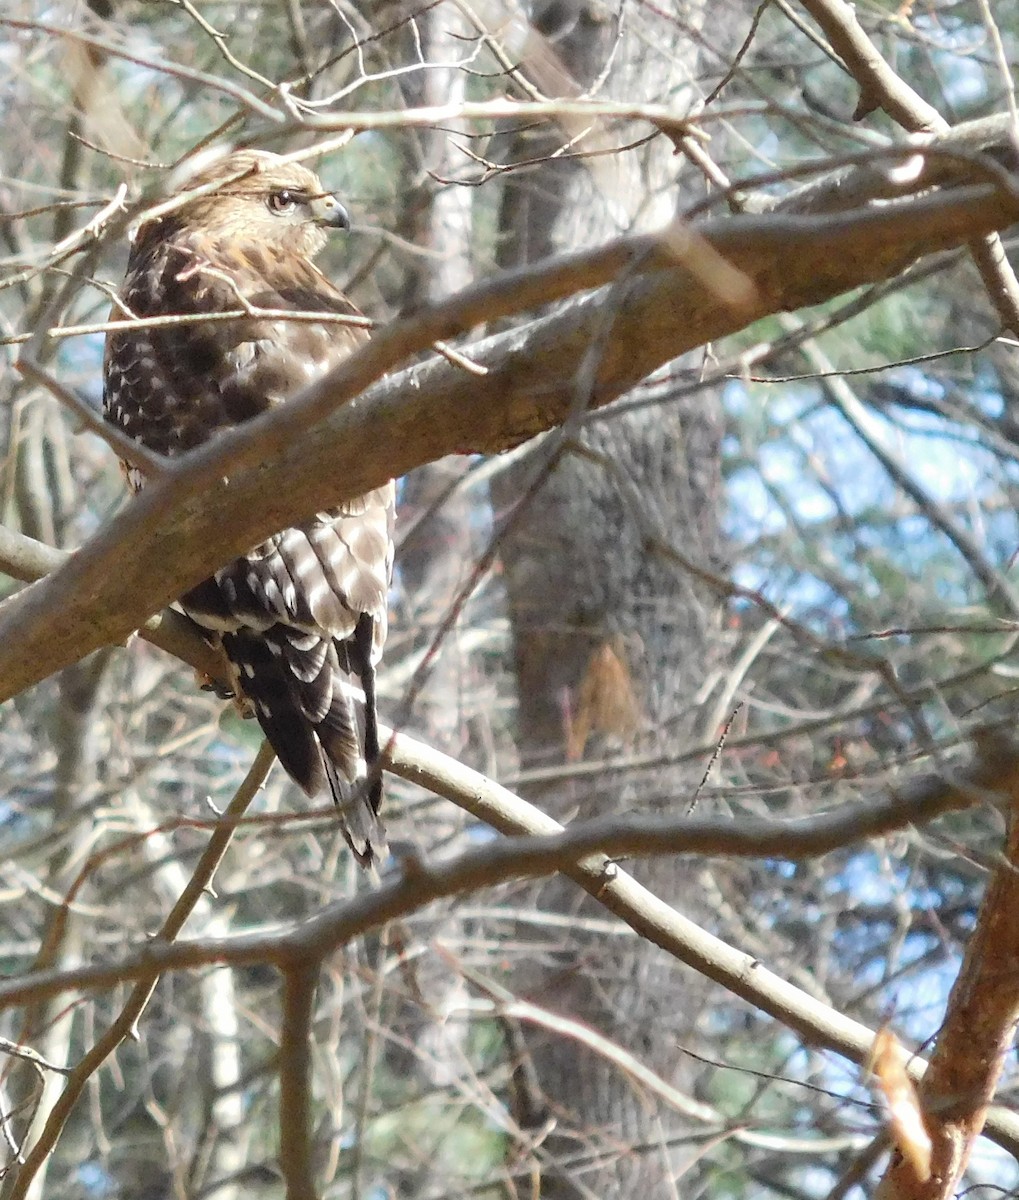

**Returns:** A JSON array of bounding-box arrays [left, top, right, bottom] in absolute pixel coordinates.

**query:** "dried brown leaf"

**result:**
[[870, 1027, 932, 1182], [567, 638, 642, 762]]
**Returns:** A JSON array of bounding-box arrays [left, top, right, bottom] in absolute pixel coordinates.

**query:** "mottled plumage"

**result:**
[[104, 150, 393, 865]]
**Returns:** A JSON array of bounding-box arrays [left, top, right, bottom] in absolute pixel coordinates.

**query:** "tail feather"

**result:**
[[352, 613, 384, 819], [221, 624, 386, 866], [324, 757, 386, 868], [221, 629, 325, 794], [317, 676, 387, 866]]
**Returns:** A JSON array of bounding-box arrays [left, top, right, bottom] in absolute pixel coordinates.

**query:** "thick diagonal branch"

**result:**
[[1, 169, 1017, 700]]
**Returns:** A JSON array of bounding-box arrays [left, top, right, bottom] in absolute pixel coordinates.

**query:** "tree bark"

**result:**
[[489, 3, 732, 1193]]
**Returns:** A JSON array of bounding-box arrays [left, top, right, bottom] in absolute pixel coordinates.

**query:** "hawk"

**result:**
[[103, 149, 394, 866]]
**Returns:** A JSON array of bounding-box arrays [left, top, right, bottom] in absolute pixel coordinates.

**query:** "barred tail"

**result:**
[[221, 621, 386, 867]]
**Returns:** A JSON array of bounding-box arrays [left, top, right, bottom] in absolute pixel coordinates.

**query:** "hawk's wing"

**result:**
[[103, 229, 394, 864], [104, 234, 367, 451]]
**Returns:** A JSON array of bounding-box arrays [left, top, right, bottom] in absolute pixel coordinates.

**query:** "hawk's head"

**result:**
[[150, 149, 350, 259]]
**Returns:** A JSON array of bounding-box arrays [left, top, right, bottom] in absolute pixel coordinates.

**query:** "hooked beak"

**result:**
[[309, 192, 351, 230]]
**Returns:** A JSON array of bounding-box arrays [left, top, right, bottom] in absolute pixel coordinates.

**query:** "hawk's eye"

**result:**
[[267, 189, 298, 214]]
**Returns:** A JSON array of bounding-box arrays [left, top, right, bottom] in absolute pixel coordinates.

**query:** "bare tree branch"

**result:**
[[0, 728, 1012, 1071], [876, 769, 1019, 1197], [2, 148, 1018, 701], [797, 0, 1019, 332], [278, 964, 320, 1200]]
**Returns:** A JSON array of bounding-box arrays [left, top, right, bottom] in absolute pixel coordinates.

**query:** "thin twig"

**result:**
[[688, 704, 743, 815]]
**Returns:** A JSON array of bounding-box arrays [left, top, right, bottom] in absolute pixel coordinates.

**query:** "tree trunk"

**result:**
[[490, 3, 731, 1193]]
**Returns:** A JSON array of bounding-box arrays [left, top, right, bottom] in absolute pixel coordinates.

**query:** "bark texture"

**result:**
[[490, 3, 731, 1193]]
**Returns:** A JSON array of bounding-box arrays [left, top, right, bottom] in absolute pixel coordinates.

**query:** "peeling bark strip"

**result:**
[[2, 142, 1019, 701], [877, 751, 1019, 1199]]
